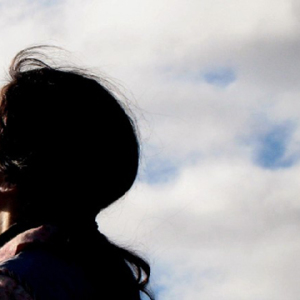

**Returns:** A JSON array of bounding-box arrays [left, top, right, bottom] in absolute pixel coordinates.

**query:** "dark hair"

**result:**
[[0, 46, 152, 299], [0, 47, 139, 219]]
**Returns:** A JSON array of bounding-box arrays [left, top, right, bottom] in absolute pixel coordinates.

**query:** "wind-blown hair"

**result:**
[[0, 46, 152, 299]]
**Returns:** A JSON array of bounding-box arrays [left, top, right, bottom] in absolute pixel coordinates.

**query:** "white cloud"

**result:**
[[100, 160, 300, 299], [0, 0, 299, 299]]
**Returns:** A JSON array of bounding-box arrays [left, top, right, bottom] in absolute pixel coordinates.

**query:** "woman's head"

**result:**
[[0, 47, 140, 223]]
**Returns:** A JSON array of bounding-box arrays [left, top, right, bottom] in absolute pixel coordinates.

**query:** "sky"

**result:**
[[0, 0, 300, 299]]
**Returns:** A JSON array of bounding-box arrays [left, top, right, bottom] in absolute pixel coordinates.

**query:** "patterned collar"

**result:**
[[0, 224, 58, 263]]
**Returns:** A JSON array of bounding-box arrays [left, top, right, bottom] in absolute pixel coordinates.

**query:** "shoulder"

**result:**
[[0, 246, 96, 300]]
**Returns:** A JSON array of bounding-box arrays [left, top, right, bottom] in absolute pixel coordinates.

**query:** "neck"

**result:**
[[0, 187, 19, 234], [0, 210, 13, 233]]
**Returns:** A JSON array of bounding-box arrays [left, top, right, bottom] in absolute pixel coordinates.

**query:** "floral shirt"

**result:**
[[0, 225, 58, 300]]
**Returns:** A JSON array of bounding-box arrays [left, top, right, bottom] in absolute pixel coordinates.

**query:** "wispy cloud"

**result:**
[[1, 0, 300, 299]]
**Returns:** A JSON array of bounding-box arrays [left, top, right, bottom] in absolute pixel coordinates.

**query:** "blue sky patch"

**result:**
[[203, 67, 236, 87], [38, 0, 60, 5], [139, 157, 179, 185], [254, 124, 295, 169], [163, 65, 236, 87]]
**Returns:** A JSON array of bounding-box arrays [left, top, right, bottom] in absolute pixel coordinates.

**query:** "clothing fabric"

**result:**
[[0, 224, 98, 300], [0, 270, 32, 300], [0, 222, 140, 300]]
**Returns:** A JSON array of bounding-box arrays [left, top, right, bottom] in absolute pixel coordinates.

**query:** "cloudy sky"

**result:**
[[1, 0, 300, 299]]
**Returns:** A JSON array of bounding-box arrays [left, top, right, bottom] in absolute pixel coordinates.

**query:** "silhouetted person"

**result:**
[[0, 46, 151, 300]]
